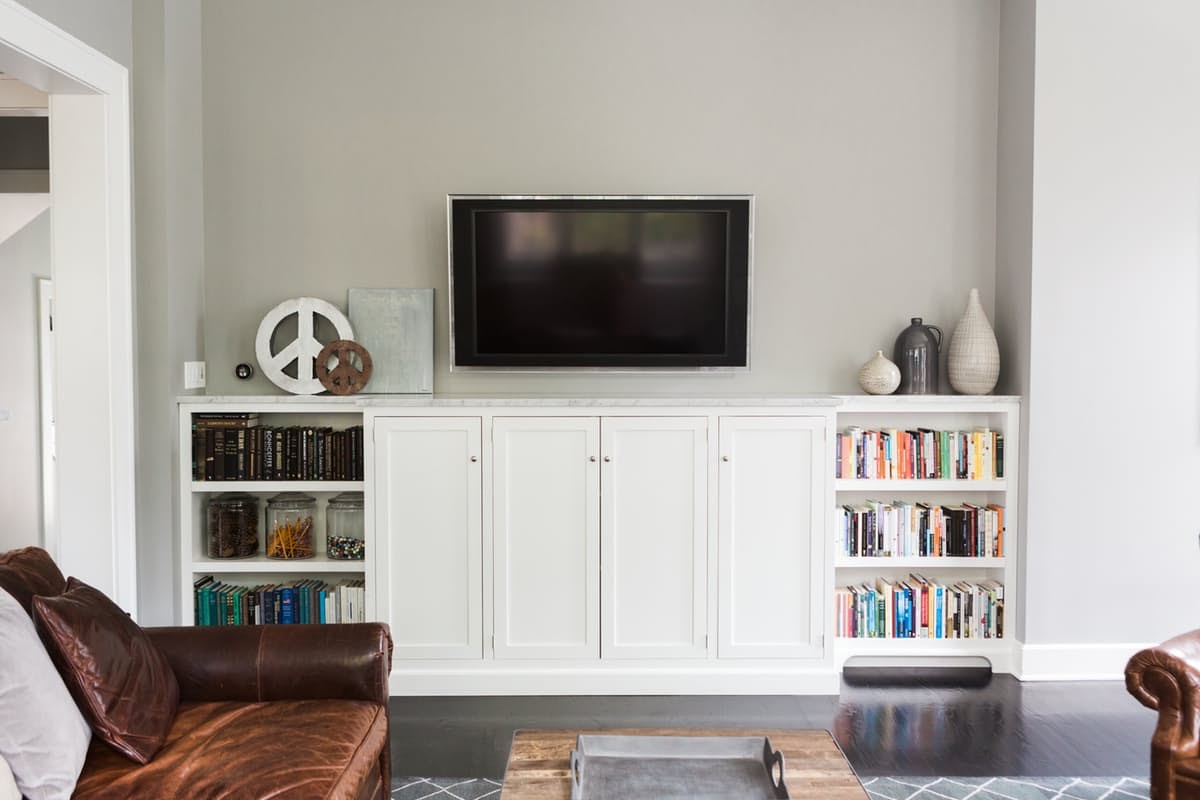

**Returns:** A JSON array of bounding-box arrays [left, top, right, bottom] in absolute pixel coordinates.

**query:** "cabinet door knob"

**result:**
[[722, 455, 730, 462], [469, 455, 478, 462], [589, 455, 597, 462], [603, 456, 611, 462]]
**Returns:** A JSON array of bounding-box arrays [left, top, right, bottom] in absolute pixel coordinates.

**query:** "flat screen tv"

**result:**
[[448, 195, 753, 369]]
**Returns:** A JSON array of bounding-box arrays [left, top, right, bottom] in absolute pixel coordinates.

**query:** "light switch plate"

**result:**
[[184, 361, 206, 389]]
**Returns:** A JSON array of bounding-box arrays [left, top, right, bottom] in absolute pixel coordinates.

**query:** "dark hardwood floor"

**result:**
[[388, 675, 1153, 779]]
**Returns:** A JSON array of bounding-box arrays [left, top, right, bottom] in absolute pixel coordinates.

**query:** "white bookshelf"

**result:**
[[832, 395, 1020, 672], [177, 398, 370, 626]]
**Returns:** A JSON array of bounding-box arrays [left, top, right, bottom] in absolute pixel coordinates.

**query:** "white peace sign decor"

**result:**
[[256, 297, 355, 395]]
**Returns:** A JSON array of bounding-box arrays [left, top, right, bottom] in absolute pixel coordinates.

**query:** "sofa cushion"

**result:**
[[0, 545, 66, 615], [73, 699, 388, 800], [32, 578, 179, 765], [0, 585, 91, 800]]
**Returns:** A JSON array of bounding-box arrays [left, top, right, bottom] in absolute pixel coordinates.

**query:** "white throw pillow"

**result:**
[[0, 754, 20, 800], [0, 588, 91, 800]]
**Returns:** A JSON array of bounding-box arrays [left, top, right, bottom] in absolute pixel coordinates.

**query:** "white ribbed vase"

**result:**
[[947, 288, 1000, 394]]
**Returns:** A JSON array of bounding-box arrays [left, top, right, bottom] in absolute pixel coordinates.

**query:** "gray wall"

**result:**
[[0, 210, 48, 553], [993, 0, 1034, 642], [132, 0, 206, 625], [201, 0, 1000, 395], [14, 0, 131, 68], [1023, 0, 1200, 646]]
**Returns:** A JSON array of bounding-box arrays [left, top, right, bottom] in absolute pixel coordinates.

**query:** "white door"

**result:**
[[375, 417, 482, 659], [601, 417, 707, 659], [493, 417, 599, 660], [718, 416, 825, 659]]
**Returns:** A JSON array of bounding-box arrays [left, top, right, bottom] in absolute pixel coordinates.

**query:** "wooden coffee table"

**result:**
[[501, 728, 867, 799]]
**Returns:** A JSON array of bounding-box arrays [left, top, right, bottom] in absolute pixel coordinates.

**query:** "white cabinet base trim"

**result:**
[[388, 666, 839, 696], [1013, 641, 1150, 681]]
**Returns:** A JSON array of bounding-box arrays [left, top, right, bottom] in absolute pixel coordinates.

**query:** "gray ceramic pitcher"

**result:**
[[894, 317, 942, 394]]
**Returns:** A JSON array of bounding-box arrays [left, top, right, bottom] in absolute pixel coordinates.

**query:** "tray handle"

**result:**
[[763, 740, 788, 799], [570, 749, 583, 800]]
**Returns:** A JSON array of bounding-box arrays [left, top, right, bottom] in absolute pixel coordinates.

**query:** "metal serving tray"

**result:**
[[569, 734, 789, 799]]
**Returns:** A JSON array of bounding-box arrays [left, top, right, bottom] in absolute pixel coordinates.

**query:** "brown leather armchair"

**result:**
[[0, 546, 392, 799], [1126, 632, 1200, 800]]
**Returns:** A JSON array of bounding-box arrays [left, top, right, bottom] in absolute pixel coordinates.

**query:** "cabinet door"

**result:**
[[375, 417, 482, 659], [601, 417, 708, 659], [493, 417, 599, 660], [718, 416, 825, 659]]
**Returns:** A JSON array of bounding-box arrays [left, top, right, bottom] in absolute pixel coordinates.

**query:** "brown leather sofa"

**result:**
[[0, 546, 393, 799], [1126, 631, 1200, 800]]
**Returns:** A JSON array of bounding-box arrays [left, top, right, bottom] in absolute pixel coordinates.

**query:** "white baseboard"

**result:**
[[1014, 641, 1152, 680], [389, 666, 840, 696]]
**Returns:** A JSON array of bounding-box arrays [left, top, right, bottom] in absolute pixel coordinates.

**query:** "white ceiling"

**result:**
[[0, 72, 47, 115]]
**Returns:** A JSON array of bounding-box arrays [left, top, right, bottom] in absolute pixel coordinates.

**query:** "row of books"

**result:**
[[836, 427, 1004, 481], [191, 414, 364, 481], [834, 576, 1004, 639], [192, 576, 366, 626], [837, 501, 1004, 558]]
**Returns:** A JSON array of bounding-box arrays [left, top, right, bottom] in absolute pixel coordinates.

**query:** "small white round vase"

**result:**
[[858, 350, 901, 395]]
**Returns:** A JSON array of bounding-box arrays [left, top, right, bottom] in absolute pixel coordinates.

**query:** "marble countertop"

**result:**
[[178, 393, 1019, 408]]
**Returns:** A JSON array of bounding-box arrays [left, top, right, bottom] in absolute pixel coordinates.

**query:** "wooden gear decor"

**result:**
[[316, 339, 373, 395], [255, 297, 355, 395]]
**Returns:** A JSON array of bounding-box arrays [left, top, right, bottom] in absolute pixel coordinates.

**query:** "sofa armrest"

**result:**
[[146, 623, 392, 705], [1127, 630, 1200, 792]]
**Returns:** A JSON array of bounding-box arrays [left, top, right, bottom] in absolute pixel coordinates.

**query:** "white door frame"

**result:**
[[0, 1, 136, 613], [37, 278, 55, 556]]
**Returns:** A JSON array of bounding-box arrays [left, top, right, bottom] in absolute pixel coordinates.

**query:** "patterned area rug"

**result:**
[[392, 777, 502, 800], [862, 777, 1150, 800], [392, 775, 1150, 800]]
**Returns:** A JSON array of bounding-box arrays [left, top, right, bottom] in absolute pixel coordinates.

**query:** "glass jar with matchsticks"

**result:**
[[265, 492, 316, 560]]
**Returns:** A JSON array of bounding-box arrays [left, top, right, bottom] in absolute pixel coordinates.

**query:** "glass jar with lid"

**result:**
[[325, 491, 364, 560], [266, 492, 316, 559], [206, 492, 259, 559]]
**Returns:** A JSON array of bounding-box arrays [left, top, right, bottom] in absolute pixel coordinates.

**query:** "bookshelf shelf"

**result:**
[[835, 556, 1006, 569], [834, 479, 1006, 492], [190, 556, 366, 573], [191, 480, 364, 493], [178, 398, 372, 627], [832, 395, 1020, 672], [835, 633, 1012, 671]]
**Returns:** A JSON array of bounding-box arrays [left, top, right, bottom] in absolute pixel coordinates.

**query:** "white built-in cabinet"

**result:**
[[491, 416, 709, 662], [181, 396, 1022, 695], [601, 417, 708, 660], [718, 416, 826, 660], [492, 417, 600, 660], [366, 404, 837, 695], [374, 417, 482, 659]]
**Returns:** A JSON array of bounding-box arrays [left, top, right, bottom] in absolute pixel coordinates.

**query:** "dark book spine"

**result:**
[[235, 429, 247, 480], [263, 428, 274, 479], [192, 425, 203, 481], [350, 426, 362, 480], [213, 429, 226, 481], [279, 587, 295, 624], [317, 429, 327, 480]]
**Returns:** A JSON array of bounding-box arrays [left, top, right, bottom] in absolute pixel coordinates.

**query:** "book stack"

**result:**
[[837, 501, 1004, 558], [836, 426, 1003, 480], [192, 576, 366, 625], [834, 576, 1004, 639], [191, 414, 364, 481]]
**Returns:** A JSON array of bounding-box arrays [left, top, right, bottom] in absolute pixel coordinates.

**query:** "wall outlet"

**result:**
[[183, 361, 206, 389]]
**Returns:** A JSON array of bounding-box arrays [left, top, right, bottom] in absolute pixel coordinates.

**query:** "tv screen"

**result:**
[[449, 196, 752, 368]]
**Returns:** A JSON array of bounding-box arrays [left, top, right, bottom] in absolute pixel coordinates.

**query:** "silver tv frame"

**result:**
[[446, 194, 755, 373]]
